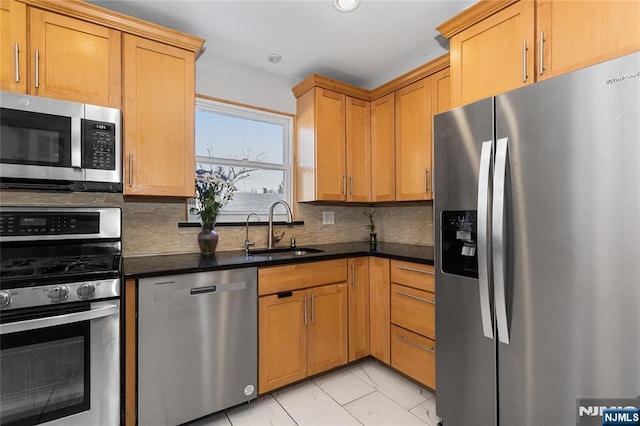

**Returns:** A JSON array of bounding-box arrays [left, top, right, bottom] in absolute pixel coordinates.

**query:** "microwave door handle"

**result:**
[[0, 303, 118, 335], [71, 117, 82, 168]]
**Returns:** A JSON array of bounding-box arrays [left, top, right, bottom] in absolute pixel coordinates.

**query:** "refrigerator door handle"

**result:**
[[493, 137, 510, 344], [477, 140, 494, 339]]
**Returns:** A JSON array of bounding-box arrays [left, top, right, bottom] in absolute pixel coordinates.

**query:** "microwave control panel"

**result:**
[[82, 119, 116, 170]]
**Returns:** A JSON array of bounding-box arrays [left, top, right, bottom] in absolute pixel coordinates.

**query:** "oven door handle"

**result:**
[[0, 302, 118, 335]]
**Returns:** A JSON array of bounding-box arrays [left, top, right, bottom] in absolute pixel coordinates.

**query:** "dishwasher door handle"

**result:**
[[190, 286, 217, 295], [155, 281, 247, 301]]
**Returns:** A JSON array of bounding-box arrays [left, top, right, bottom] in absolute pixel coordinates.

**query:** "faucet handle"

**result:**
[[244, 240, 255, 254]]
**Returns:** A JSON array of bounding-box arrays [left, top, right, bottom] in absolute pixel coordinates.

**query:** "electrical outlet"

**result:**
[[322, 211, 335, 225]]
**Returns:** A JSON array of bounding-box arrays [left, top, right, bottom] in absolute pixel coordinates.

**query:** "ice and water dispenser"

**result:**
[[441, 210, 478, 278]]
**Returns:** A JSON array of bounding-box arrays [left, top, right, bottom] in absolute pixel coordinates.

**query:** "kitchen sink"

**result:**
[[248, 247, 324, 258]]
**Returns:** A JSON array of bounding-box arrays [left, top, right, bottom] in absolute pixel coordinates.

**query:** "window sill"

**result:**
[[178, 221, 304, 228]]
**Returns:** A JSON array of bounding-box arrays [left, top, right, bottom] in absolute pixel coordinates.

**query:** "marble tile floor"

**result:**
[[188, 358, 439, 426]]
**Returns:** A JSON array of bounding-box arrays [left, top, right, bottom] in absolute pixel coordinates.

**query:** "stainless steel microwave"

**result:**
[[0, 91, 122, 192]]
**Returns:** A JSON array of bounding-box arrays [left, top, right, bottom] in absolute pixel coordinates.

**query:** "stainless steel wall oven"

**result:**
[[0, 207, 122, 426]]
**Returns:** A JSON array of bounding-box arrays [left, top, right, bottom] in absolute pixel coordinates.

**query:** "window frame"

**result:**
[[188, 96, 294, 223]]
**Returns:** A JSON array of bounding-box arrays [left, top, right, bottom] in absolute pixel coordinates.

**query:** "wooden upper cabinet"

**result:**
[[29, 8, 121, 107], [395, 78, 433, 201], [441, 0, 639, 107], [371, 93, 396, 202], [346, 97, 371, 202], [445, 0, 535, 107], [0, 0, 27, 93], [536, 0, 640, 81], [123, 34, 195, 197], [295, 83, 373, 203], [296, 87, 346, 202], [315, 89, 346, 201]]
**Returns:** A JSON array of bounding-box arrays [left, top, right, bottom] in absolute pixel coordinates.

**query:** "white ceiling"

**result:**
[[87, 0, 475, 89]]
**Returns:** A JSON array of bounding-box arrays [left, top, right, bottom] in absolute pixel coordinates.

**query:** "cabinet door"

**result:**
[[346, 97, 371, 202], [307, 283, 348, 376], [536, 0, 640, 81], [369, 257, 390, 364], [0, 0, 26, 93], [123, 34, 195, 197], [395, 78, 432, 201], [315, 88, 346, 201], [258, 291, 308, 394], [371, 93, 396, 202], [449, 0, 534, 107], [429, 67, 450, 199], [29, 8, 121, 107], [348, 257, 370, 361]]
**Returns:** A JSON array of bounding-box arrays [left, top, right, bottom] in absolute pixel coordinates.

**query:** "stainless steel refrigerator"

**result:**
[[433, 52, 640, 426]]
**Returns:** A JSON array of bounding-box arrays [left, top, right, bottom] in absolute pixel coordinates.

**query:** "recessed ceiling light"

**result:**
[[267, 53, 282, 64], [334, 0, 360, 13]]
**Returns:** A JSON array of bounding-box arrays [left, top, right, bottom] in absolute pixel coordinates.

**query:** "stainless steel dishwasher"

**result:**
[[138, 268, 257, 426]]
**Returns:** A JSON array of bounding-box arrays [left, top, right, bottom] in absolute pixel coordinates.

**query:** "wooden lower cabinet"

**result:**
[[348, 257, 370, 362], [390, 260, 436, 390], [369, 257, 390, 364], [307, 283, 349, 376], [258, 282, 348, 394], [258, 289, 308, 394], [391, 324, 436, 390]]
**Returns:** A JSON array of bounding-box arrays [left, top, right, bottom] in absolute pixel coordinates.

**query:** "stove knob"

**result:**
[[48, 286, 69, 303], [77, 283, 96, 299], [0, 291, 11, 308]]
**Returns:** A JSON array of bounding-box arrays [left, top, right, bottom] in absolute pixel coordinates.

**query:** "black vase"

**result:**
[[198, 223, 219, 255]]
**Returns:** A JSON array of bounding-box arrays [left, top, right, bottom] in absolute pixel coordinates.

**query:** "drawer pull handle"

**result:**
[[395, 265, 434, 275], [397, 333, 435, 354], [395, 290, 434, 304]]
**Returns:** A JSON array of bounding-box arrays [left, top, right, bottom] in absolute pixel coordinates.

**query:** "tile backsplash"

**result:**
[[0, 190, 433, 256]]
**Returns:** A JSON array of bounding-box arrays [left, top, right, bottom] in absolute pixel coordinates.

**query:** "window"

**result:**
[[188, 97, 294, 223]]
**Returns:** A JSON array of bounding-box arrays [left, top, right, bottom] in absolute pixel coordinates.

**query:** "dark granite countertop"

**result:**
[[123, 242, 434, 279]]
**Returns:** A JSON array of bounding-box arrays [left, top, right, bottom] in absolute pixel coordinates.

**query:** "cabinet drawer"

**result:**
[[391, 324, 435, 390], [390, 260, 434, 292], [391, 284, 435, 339], [258, 259, 348, 296]]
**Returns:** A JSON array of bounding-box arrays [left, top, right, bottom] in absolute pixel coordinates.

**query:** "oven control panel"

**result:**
[[0, 212, 100, 236], [0, 279, 120, 311]]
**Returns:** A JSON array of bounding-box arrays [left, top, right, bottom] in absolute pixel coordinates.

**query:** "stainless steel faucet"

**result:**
[[244, 212, 259, 254], [268, 200, 293, 249]]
